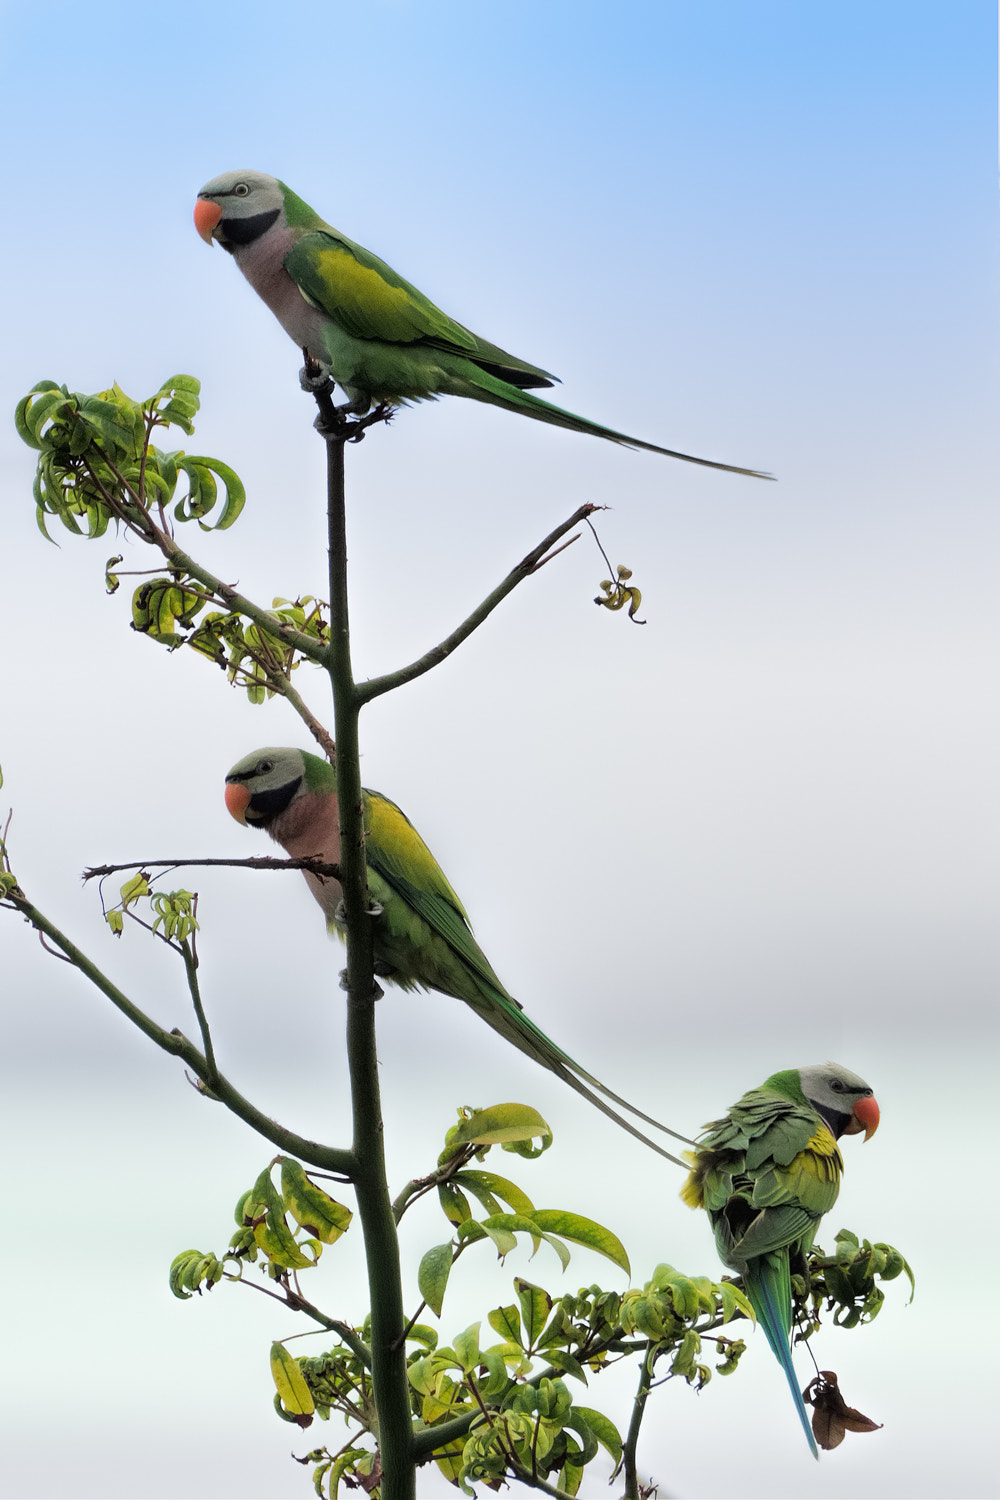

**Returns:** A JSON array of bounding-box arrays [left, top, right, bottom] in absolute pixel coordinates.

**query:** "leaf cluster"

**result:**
[[167, 1107, 764, 1498], [800, 1228, 915, 1333], [15, 375, 333, 711], [16, 376, 244, 538], [131, 585, 329, 703], [171, 1156, 352, 1301]]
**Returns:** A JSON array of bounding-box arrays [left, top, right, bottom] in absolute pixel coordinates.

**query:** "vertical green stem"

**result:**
[[325, 431, 415, 1500], [621, 1342, 655, 1499]]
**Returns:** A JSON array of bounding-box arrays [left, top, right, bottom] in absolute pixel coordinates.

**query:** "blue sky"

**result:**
[[1, 4, 997, 1497]]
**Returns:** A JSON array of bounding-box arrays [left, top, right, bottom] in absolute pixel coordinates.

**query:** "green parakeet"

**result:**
[[225, 747, 691, 1163], [195, 170, 768, 476], [681, 1063, 880, 1457]]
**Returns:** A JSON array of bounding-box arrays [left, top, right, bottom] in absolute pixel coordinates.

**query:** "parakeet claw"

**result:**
[[334, 899, 384, 923], [338, 967, 384, 1001], [298, 363, 333, 395]]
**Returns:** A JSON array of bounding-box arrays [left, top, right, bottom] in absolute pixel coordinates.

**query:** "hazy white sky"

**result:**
[[1, 3, 996, 1496]]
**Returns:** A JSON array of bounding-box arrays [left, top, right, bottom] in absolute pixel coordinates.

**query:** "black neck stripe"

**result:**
[[220, 206, 281, 247]]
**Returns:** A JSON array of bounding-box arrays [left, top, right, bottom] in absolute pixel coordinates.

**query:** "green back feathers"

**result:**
[[284, 231, 555, 385], [286, 233, 469, 348], [362, 787, 513, 1003]]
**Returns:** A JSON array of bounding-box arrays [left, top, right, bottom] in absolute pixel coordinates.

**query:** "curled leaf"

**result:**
[[442, 1103, 552, 1158], [803, 1370, 882, 1451]]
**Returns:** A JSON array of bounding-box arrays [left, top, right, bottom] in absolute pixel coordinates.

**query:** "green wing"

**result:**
[[362, 789, 511, 997], [284, 231, 555, 384]]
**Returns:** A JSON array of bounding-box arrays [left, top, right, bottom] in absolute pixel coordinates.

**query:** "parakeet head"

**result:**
[[795, 1062, 879, 1141], [195, 170, 286, 252], [224, 746, 319, 828]]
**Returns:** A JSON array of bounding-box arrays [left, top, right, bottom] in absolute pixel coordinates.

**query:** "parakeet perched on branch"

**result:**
[[195, 170, 768, 477], [682, 1063, 880, 1457], [225, 747, 691, 1163]]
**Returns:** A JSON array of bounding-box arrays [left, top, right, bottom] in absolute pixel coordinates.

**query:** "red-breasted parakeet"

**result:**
[[194, 170, 767, 477], [225, 747, 690, 1162], [681, 1063, 880, 1457]]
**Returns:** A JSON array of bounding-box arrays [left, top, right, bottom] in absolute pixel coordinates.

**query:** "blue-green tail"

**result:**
[[744, 1255, 818, 1459]]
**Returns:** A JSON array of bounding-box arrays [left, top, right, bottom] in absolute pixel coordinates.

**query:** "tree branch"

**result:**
[[356, 504, 598, 705], [80, 452, 326, 664], [317, 407, 415, 1499], [3, 889, 355, 1176], [82, 856, 341, 882], [181, 930, 218, 1087], [620, 1343, 656, 1500]]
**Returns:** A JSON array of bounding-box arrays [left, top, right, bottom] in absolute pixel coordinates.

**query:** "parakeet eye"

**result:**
[[830, 1078, 846, 1092], [234, 182, 251, 197], [257, 758, 274, 773]]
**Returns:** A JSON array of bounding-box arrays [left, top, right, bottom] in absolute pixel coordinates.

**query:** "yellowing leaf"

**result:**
[[270, 1342, 315, 1424], [279, 1159, 352, 1243]]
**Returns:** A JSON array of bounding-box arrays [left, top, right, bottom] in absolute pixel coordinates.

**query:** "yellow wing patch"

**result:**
[[363, 793, 469, 920], [313, 245, 417, 327], [679, 1166, 703, 1210], [781, 1125, 843, 1203]]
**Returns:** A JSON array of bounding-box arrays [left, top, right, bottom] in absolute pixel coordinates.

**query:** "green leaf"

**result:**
[[718, 1280, 754, 1323], [418, 1243, 454, 1318], [515, 1278, 552, 1347], [438, 1180, 473, 1227], [77, 392, 142, 456], [446, 1103, 552, 1153], [487, 1303, 522, 1347], [326, 1448, 369, 1498], [529, 1210, 630, 1276], [570, 1406, 623, 1465], [404, 1323, 439, 1352], [561, 1408, 599, 1464], [177, 455, 246, 530], [545, 1348, 589, 1386], [246, 1166, 315, 1270], [452, 1322, 481, 1372], [279, 1158, 352, 1244], [456, 1169, 535, 1218], [450, 1171, 503, 1217]]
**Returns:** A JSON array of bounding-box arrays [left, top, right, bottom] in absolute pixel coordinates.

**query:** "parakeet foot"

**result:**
[[338, 967, 385, 1001], [298, 363, 334, 395]]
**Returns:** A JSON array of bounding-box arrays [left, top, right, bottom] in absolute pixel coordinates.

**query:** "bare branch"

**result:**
[[3, 888, 355, 1176], [82, 855, 341, 883], [356, 503, 599, 705]]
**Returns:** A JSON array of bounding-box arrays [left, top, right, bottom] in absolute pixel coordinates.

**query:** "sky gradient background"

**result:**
[[1, 3, 997, 1496]]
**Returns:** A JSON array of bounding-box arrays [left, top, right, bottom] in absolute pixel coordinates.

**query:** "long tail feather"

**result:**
[[744, 1257, 818, 1459], [456, 365, 773, 479], [550, 1062, 691, 1167], [468, 985, 695, 1162]]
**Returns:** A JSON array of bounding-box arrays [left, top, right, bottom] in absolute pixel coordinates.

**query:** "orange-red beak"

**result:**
[[225, 781, 251, 824], [194, 197, 223, 245], [847, 1094, 880, 1141]]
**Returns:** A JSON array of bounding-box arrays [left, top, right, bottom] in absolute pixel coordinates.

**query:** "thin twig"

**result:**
[[83, 855, 341, 882], [356, 503, 598, 705], [526, 534, 581, 572], [4, 888, 356, 1176], [182, 929, 218, 1086], [391, 1145, 478, 1223]]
